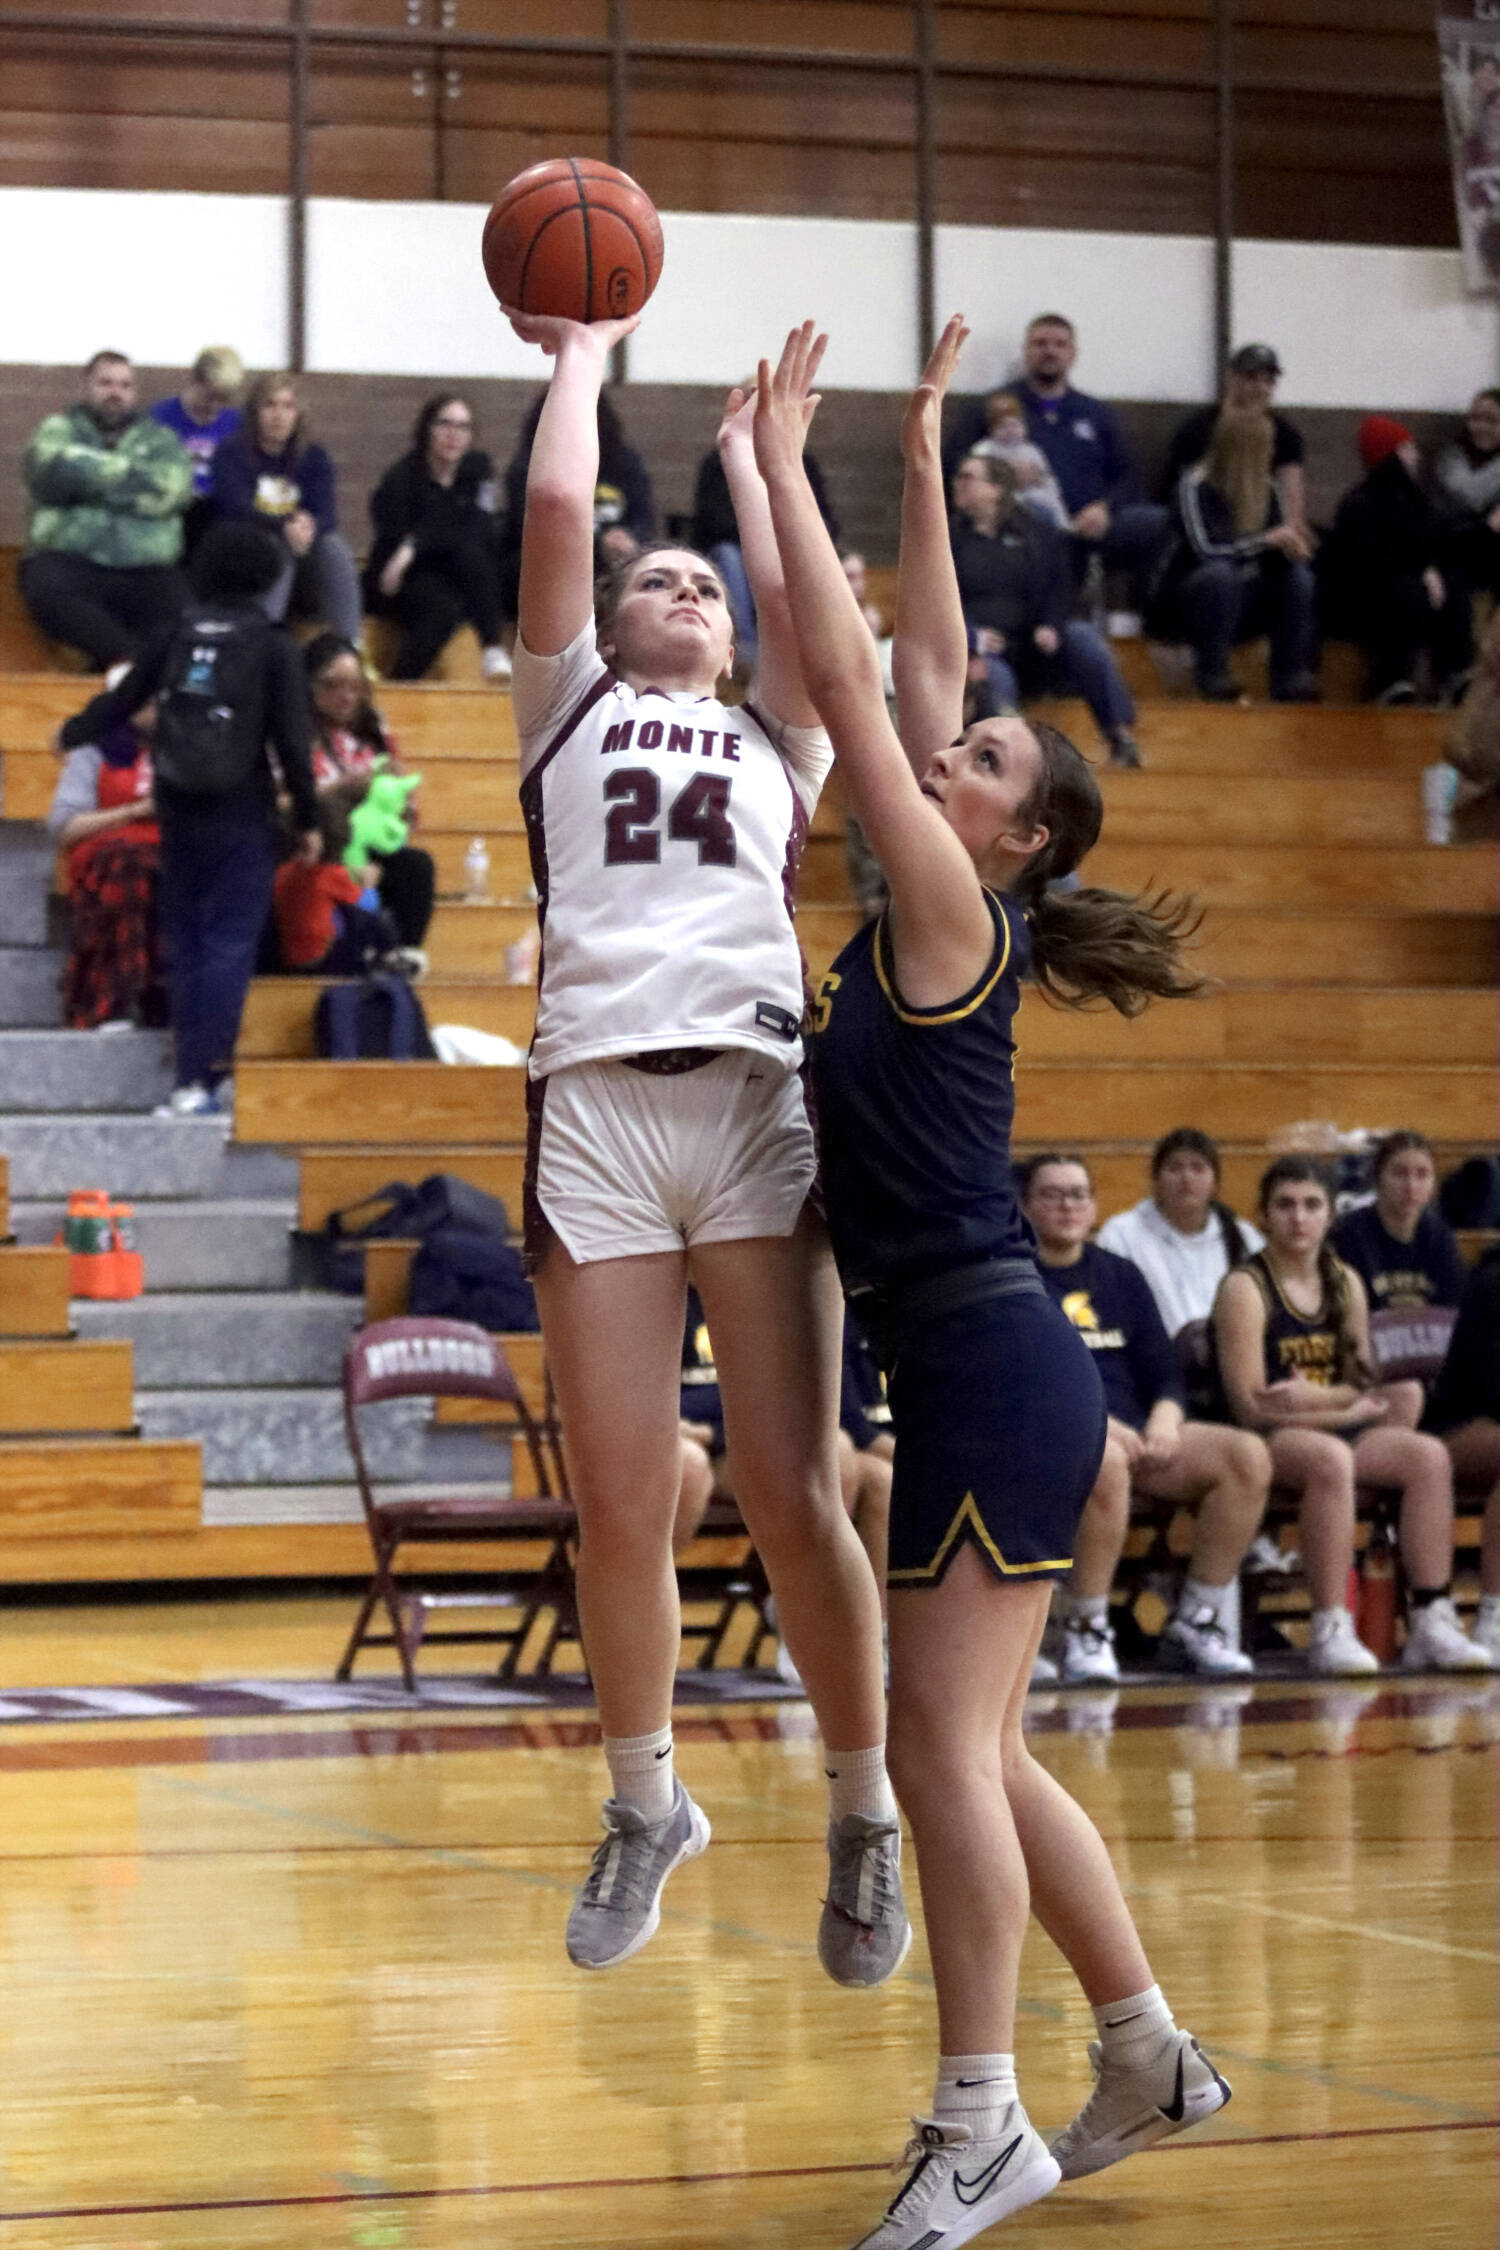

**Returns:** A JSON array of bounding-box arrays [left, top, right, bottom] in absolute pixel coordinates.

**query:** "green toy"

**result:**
[[344, 767, 421, 874]]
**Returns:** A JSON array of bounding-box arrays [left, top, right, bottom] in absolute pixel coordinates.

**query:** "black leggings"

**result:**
[[371, 844, 436, 948], [370, 546, 503, 679]]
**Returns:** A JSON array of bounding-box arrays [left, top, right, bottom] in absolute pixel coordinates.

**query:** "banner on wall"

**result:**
[[1440, 2, 1500, 291]]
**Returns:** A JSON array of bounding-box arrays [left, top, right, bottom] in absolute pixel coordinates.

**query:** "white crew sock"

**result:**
[[1093, 1983, 1177, 2070], [603, 1725, 676, 1823], [934, 2053, 1018, 2137], [824, 1743, 898, 1826], [1178, 1577, 1233, 1625]]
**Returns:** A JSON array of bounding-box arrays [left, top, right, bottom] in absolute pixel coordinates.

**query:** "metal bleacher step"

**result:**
[[0, 945, 63, 1028], [135, 1383, 505, 1488], [72, 1290, 364, 1388], [0, 1115, 298, 1202], [0, 1028, 173, 1112]]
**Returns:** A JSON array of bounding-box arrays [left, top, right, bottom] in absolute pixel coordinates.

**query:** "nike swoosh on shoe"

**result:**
[[953, 2133, 1023, 2205], [1159, 2051, 1187, 2124]]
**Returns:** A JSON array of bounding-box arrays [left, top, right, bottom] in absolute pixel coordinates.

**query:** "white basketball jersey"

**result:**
[[513, 627, 831, 1081]]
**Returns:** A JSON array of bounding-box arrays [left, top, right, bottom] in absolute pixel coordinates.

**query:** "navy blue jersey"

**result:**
[[1037, 1241, 1184, 1430], [1244, 1250, 1352, 1387], [1331, 1203, 1466, 1314], [808, 890, 1036, 1291]]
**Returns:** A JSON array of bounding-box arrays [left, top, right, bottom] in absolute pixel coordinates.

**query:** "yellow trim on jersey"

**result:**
[[886, 1490, 1071, 1583], [872, 892, 1013, 1027]]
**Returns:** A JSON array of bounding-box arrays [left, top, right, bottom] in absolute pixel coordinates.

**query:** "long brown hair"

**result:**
[[1256, 1154, 1367, 1388], [1010, 721, 1205, 1018], [1204, 404, 1274, 537]]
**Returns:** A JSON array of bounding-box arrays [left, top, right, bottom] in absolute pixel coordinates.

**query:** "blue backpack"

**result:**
[[314, 973, 435, 1061]]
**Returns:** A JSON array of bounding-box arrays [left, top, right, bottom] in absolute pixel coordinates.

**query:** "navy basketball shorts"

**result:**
[[885, 1284, 1107, 1589]]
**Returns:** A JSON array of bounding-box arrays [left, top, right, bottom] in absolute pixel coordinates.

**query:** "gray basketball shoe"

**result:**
[[565, 1779, 711, 1970], [819, 1813, 911, 1987], [1050, 2029, 1232, 2180]]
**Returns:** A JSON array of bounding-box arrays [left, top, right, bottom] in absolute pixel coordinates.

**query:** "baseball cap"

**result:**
[[1229, 343, 1281, 378]]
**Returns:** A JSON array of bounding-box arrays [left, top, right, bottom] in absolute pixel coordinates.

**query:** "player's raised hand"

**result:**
[[716, 384, 756, 455], [752, 321, 828, 483], [901, 314, 969, 464], [503, 306, 640, 359]]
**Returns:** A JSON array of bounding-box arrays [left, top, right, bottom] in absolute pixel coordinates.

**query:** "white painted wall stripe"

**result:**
[[1, 185, 1495, 409]]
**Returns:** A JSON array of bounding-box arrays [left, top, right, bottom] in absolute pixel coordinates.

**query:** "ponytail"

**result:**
[[1020, 879, 1204, 1018], [1316, 1240, 1369, 1389], [1212, 1198, 1251, 1272], [1012, 722, 1205, 1018]]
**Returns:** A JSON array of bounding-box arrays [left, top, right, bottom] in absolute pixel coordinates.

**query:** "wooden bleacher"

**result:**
[[0, 1156, 202, 1567], [1, 648, 1495, 1601]]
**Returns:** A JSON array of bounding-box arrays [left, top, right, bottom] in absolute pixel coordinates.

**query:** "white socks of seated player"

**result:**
[[1093, 1982, 1178, 2070], [603, 1725, 676, 1824], [824, 1743, 899, 1827], [935, 2053, 1019, 2137]]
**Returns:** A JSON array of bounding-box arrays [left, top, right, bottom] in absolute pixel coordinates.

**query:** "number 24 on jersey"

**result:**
[[604, 768, 737, 868]]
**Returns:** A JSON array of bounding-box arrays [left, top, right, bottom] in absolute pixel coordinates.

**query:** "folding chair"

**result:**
[[336, 1314, 579, 1690]]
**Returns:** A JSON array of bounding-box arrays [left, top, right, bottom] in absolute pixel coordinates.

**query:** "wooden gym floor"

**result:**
[[0, 1600, 1493, 2246]]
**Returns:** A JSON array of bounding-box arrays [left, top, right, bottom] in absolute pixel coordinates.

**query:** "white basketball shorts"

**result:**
[[524, 1049, 816, 1268]]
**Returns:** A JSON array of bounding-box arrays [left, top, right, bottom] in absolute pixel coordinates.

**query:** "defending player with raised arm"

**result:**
[[754, 322, 1227, 2250], [503, 303, 906, 1984]]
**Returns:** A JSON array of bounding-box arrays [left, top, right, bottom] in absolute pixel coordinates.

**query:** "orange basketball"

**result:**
[[482, 158, 664, 323]]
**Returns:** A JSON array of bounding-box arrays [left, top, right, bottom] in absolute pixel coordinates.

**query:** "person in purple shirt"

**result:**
[[151, 346, 245, 560], [210, 372, 362, 645]]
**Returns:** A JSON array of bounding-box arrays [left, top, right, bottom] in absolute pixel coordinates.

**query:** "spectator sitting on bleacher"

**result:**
[[272, 779, 395, 977], [1148, 405, 1318, 704], [1332, 1131, 1467, 1314], [690, 405, 836, 676], [1432, 388, 1500, 598], [57, 521, 321, 1120], [305, 634, 435, 956], [1097, 1127, 1263, 1337], [210, 374, 362, 647], [1022, 1154, 1268, 1683], [19, 351, 193, 671], [1423, 1246, 1500, 1665], [946, 314, 1168, 603], [363, 393, 509, 682], [501, 389, 656, 641], [1213, 1155, 1493, 1675], [46, 701, 163, 1031], [149, 346, 244, 557], [951, 451, 1141, 765], [970, 390, 1070, 529], [1318, 419, 1473, 706], [1161, 343, 1310, 548]]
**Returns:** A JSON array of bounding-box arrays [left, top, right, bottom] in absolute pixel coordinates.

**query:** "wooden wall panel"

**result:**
[[0, 2, 1455, 243]]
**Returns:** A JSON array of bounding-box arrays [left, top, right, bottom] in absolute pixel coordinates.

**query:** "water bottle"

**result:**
[[1421, 762, 1458, 846], [464, 836, 490, 903]]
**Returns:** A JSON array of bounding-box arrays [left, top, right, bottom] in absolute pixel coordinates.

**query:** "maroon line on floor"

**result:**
[[0, 2117, 1494, 2226]]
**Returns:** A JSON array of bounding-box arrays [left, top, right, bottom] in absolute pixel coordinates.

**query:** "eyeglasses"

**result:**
[[1030, 1187, 1093, 1205], [433, 417, 473, 431]]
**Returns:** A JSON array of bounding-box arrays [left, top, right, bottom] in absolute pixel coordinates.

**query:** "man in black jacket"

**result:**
[[950, 453, 1140, 764], [58, 522, 320, 1116]]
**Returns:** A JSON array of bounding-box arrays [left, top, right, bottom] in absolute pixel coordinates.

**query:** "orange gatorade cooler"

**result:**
[[58, 1191, 145, 1300]]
